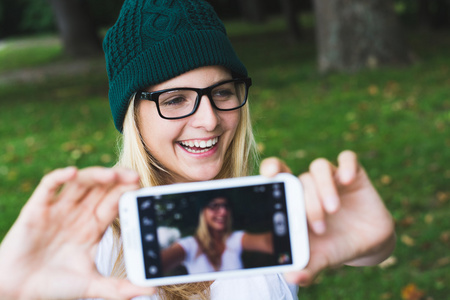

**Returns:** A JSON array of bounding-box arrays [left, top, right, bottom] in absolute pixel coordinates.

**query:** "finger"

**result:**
[[309, 158, 340, 213], [259, 157, 292, 177], [87, 276, 156, 300], [74, 168, 139, 212], [57, 167, 119, 206], [299, 173, 326, 235], [95, 182, 140, 230], [336, 150, 359, 185], [28, 167, 78, 206], [113, 167, 140, 184], [93, 168, 140, 222]]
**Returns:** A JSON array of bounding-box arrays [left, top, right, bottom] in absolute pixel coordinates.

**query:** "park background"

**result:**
[[0, 0, 448, 299]]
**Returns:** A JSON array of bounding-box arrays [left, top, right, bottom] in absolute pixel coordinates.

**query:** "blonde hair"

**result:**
[[195, 200, 233, 270], [111, 94, 258, 299]]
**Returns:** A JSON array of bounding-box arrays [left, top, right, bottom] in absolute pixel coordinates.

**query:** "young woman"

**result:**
[[160, 195, 274, 276], [0, 0, 395, 299]]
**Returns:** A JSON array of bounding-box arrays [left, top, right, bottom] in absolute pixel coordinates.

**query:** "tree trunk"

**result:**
[[418, 0, 431, 30], [313, 0, 410, 73], [237, 0, 266, 23], [49, 0, 102, 58], [280, 0, 302, 41]]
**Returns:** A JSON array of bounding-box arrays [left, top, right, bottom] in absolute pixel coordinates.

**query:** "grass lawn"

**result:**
[[0, 19, 449, 299]]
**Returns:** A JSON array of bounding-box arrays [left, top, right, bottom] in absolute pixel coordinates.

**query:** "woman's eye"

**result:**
[[160, 96, 188, 106], [213, 88, 234, 99]]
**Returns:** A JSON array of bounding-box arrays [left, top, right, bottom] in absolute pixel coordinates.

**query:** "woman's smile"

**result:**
[[178, 137, 219, 154]]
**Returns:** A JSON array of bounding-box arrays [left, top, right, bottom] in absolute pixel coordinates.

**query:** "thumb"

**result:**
[[260, 157, 292, 177], [284, 252, 329, 287]]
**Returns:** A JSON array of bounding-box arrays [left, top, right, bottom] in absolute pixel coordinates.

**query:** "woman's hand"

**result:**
[[0, 167, 156, 300], [260, 150, 396, 286]]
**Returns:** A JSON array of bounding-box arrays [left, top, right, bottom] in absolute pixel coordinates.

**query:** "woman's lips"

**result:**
[[178, 137, 219, 154]]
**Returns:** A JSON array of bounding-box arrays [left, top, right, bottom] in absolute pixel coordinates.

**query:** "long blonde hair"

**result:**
[[111, 93, 258, 299], [195, 200, 233, 271]]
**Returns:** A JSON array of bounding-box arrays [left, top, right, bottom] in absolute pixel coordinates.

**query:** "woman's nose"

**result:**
[[189, 95, 220, 131]]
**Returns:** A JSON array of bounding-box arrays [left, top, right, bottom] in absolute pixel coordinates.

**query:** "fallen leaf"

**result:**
[[401, 234, 415, 247], [381, 175, 392, 185], [436, 191, 449, 203], [70, 149, 82, 160], [400, 216, 415, 227], [293, 149, 307, 159], [440, 231, 450, 243], [94, 131, 104, 140], [424, 214, 433, 224], [379, 256, 397, 269], [368, 84, 379, 95], [20, 180, 33, 193], [100, 154, 112, 164], [257, 142, 265, 153], [81, 144, 94, 154], [401, 283, 424, 300], [436, 256, 450, 268]]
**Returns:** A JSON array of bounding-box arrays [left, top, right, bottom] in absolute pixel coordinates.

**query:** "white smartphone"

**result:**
[[119, 173, 309, 286]]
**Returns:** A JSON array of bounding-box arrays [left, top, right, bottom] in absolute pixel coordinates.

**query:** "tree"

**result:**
[[48, 0, 102, 58], [280, 0, 302, 41], [313, 0, 410, 73], [237, 0, 266, 23]]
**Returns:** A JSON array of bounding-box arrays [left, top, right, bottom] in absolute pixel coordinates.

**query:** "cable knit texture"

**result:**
[[103, 0, 247, 132]]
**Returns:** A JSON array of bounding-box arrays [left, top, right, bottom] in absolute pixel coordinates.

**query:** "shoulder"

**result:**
[[177, 235, 198, 253], [226, 230, 245, 247]]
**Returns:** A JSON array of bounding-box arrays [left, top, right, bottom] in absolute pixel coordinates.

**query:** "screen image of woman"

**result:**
[[151, 192, 283, 276]]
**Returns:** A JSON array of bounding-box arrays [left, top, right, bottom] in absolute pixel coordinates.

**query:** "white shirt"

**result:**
[[92, 228, 298, 300], [177, 231, 245, 273]]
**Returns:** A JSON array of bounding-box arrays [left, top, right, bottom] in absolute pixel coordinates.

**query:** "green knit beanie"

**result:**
[[103, 0, 248, 132]]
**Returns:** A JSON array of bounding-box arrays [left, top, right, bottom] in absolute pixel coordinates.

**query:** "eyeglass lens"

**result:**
[[157, 80, 247, 119], [206, 203, 229, 211]]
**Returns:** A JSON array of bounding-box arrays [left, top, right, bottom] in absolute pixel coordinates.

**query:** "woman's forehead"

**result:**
[[210, 197, 228, 203], [146, 66, 232, 92]]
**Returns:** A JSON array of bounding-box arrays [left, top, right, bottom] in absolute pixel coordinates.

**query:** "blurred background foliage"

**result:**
[[1, 0, 449, 38]]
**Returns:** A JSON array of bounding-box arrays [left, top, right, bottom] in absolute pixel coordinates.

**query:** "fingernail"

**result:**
[[312, 221, 326, 235], [324, 196, 339, 213], [261, 163, 278, 177]]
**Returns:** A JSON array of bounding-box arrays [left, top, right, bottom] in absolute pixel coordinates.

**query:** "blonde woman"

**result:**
[[0, 0, 395, 299], [159, 196, 274, 276]]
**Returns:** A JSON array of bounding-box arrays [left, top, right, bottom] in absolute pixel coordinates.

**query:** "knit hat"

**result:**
[[103, 0, 248, 132]]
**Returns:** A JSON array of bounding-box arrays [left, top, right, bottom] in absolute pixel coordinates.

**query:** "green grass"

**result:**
[[0, 20, 449, 300], [0, 35, 64, 72]]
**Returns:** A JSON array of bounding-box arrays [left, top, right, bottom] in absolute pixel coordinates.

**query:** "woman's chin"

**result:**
[[174, 166, 222, 183]]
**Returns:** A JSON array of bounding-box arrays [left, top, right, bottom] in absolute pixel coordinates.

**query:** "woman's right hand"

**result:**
[[0, 167, 156, 300]]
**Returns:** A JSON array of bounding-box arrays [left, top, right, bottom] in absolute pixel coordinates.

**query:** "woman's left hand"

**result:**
[[260, 150, 396, 286]]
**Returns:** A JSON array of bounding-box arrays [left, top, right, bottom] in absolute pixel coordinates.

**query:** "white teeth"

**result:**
[[180, 137, 218, 152]]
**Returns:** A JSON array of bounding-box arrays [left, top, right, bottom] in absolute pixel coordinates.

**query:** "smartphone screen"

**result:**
[[136, 182, 293, 279]]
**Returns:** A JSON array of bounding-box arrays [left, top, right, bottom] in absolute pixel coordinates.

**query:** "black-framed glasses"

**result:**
[[138, 77, 252, 120], [206, 202, 230, 211]]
